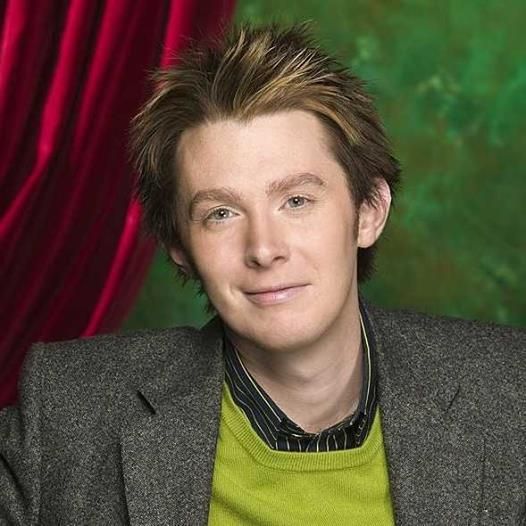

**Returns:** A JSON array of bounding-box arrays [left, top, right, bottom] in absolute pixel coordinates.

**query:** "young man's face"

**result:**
[[171, 110, 389, 353]]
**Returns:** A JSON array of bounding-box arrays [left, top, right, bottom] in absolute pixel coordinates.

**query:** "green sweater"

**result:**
[[208, 382, 395, 525]]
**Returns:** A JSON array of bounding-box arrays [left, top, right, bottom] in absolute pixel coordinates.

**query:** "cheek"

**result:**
[[191, 236, 236, 289], [304, 209, 356, 259]]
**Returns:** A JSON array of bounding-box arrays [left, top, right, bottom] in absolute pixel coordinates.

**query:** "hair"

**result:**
[[130, 22, 401, 291]]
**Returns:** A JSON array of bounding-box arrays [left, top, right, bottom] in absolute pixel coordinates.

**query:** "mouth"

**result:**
[[244, 284, 308, 306]]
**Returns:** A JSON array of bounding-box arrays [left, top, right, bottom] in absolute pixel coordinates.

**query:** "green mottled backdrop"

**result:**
[[124, 0, 526, 332]]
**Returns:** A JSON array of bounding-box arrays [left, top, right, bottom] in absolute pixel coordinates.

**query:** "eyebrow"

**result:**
[[188, 172, 326, 218]]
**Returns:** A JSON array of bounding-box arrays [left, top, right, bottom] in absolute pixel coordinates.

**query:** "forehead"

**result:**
[[175, 110, 341, 193]]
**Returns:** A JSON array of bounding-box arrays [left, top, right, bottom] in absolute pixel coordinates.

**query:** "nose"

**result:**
[[244, 212, 289, 269]]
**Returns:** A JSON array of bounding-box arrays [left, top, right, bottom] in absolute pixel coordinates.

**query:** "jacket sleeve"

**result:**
[[0, 345, 44, 525]]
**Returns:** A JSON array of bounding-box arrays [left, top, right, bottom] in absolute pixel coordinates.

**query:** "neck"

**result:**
[[226, 297, 363, 434]]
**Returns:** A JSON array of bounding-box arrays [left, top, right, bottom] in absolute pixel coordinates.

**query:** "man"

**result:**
[[1, 23, 524, 525]]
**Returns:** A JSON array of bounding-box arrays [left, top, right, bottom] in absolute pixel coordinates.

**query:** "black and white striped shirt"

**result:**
[[223, 303, 377, 452]]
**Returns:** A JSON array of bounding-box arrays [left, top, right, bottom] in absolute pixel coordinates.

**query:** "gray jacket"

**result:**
[[1, 303, 525, 525]]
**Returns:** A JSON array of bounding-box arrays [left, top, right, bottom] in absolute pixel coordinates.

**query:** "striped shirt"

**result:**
[[223, 303, 377, 452]]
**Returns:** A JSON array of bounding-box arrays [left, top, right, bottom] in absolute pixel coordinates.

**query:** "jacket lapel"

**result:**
[[367, 304, 485, 525], [120, 318, 225, 526]]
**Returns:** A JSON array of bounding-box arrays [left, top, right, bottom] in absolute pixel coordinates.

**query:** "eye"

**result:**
[[206, 207, 235, 222], [286, 195, 310, 208]]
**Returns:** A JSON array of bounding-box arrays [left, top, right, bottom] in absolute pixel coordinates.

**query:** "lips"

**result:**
[[245, 283, 305, 294], [244, 284, 308, 306]]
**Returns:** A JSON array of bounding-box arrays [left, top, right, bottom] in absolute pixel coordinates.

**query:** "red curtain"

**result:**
[[0, 0, 236, 408]]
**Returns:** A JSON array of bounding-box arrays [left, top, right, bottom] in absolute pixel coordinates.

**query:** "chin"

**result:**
[[232, 310, 327, 353]]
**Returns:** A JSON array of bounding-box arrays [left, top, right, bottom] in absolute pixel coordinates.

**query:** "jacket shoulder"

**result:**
[[367, 303, 525, 411], [368, 302, 526, 360], [28, 326, 202, 388], [18, 324, 218, 426]]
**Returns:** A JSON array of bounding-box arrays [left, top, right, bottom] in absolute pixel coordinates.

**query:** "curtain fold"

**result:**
[[0, 0, 236, 407]]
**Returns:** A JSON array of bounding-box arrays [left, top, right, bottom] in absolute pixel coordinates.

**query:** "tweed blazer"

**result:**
[[1, 303, 525, 525]]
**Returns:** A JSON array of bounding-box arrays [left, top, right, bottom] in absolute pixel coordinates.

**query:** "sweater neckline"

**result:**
[[221, 382, 384, 472]]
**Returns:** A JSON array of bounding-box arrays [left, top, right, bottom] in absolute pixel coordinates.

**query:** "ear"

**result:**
[[357, 179, 392, 248], [168, 245, 193, 276]]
